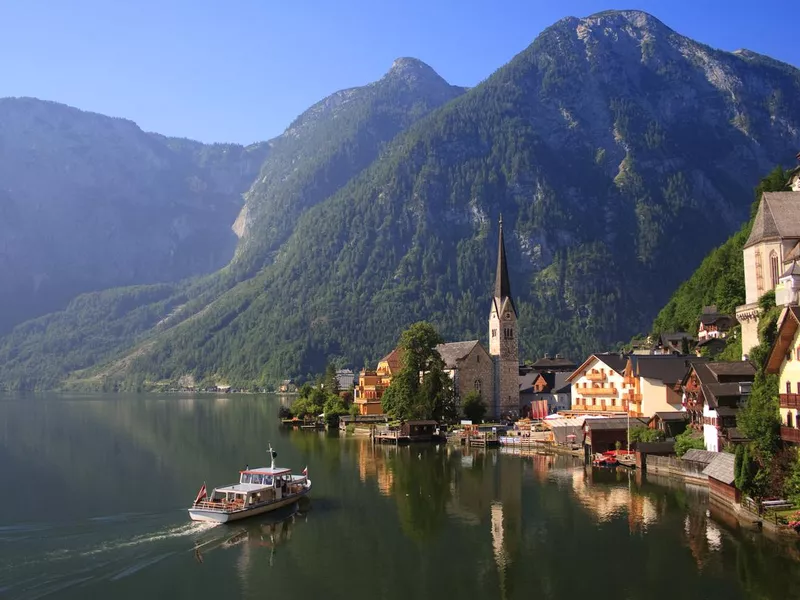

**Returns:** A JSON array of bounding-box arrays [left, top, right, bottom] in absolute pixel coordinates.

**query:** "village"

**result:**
[[281, 163, 800, 537]]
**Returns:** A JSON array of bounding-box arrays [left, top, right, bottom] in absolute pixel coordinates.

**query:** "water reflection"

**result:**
[[4, 395, 800, 599], [192, 503, 309, 568]]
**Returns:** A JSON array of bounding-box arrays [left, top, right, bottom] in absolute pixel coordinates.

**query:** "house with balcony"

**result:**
[[680, 361, 756, 452], [566, 354, 628, 415], [697, 306, 734, 341], [622, 355, 706, 418], [766, 305, 800, 445], [353, 348, 402, 415]]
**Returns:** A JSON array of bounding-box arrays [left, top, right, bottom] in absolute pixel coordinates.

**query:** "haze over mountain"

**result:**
[[0, 98, 269, 332], [2, 10, 800, 391]]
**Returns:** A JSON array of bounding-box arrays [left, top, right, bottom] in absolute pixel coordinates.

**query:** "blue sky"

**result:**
[[0, 1, 795, 144]]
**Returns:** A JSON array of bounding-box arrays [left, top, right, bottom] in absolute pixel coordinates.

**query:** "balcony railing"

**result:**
[[781, 426, 800, 444], [780, 394, 800, 409], [579, 387, 618, 397], [586, 372, 606, 382], [624, 391, 642, 402]]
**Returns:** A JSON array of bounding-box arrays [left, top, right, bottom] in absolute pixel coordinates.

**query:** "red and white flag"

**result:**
[[302, 466, 308, 477], [194, 483, 207, 505]]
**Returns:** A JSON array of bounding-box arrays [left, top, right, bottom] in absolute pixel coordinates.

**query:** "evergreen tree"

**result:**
[[381, 322, 455, 422]]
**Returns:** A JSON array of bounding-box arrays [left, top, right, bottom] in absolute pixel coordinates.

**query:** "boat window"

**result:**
[[264, 476, 273, 486]]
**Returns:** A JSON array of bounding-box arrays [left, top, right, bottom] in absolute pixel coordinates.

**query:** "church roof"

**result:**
[[784, 241, 800, 264], [494, 216, 516, 316], [435, 340, 482, 369], [745, 192, 800, 249]]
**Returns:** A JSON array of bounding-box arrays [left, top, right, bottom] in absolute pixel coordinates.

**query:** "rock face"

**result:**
[[3, 10, 800, 390], [0, 98, 269, 332]]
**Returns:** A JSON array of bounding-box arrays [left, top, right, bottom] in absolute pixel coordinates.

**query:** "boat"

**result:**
[[188, 445, 312, 523]]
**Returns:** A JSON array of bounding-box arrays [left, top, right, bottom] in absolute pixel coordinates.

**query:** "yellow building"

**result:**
[[353, 348, 402, 415], [766, 306, 800, 445]]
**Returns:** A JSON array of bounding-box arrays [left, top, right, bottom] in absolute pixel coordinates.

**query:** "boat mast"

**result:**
[[268, 443, 275, 470]]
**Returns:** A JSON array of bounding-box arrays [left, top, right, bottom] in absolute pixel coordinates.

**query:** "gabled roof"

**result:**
[[435, 340, 482, 369], [379, 348, 403, 373], [766, 306, 800, 374], [682, 449, 718, 465], [781, 260, 800, 278], [585, 417, 648, 431], [702, 453, 736, 485], [784, 242, 800, 265], [629, 355, 705, 385], [705, 361, 756, 380], [699, 313, 733, 326], [566, 353, 628, 382], [653, 411, 689, 422], [531, 355, 576, 370], [745, 191, 800, 249]]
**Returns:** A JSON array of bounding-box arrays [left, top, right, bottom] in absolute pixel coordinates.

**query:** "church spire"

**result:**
[[494, 214, 512, 302]]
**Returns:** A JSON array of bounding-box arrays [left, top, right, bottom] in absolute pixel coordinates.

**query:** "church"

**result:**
[[354, 217, 521, 420], [736, 164, 800, 358]]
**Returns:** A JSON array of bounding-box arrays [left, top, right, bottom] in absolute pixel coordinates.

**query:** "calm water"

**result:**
[[1, 394, 800, 599]]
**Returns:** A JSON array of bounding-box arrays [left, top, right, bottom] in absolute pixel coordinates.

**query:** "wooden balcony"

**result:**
[[579, 387, 618, 397], [586, 372, 606, 382], [780, 394, 800, 409], [781, 426, 800, 444], [624, 391, 642, 402]]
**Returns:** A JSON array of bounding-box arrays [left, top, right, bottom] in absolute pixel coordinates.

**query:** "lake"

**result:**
[[1, 394, 799, 599]]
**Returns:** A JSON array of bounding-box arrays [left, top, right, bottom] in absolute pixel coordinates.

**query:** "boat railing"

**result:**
[[193, 499, 245, 511]]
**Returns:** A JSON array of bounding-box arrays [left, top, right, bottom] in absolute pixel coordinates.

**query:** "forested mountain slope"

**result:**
[[3, 10, 800, 390]]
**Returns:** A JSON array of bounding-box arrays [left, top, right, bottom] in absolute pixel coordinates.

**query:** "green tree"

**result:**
[[629, 426, 665, 443], [462, 390, 487, 423], [674, 429, 705, 457], [783, 449, 800, 505], [322, 363, 339, 395], [381, 322, 455, 422]]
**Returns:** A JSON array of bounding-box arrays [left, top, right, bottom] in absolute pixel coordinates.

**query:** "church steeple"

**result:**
[[494, 215, 516, 315]]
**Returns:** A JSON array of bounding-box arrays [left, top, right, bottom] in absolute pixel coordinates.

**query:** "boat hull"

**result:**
[[189, 482, 311, 523]]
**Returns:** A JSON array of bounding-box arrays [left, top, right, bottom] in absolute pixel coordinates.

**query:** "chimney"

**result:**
[[555, 353, 563, 359]]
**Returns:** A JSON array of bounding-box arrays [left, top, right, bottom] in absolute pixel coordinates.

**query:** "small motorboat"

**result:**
[[189, 445, 312, 523]]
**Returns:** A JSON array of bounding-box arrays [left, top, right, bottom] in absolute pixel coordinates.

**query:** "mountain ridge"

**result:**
[[2, 10, 800, 390]]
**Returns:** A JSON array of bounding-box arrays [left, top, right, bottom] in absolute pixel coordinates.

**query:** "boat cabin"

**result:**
[[204, 467, 303, 509]]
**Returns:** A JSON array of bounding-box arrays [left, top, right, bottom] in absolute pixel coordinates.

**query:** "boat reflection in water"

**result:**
[[192, 499, 310, 566]]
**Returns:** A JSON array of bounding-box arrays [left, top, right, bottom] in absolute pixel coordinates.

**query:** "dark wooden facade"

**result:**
[[708, 476, 740, 504]]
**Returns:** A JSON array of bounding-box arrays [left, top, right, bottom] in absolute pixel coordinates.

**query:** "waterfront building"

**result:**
[[566, 353, 627, 415], [622, 355, 706, 417], [765, 305, 800, 444], [697, 306, 734, 341], [681, 361, 755, 452], [335, 369, 355, 390], [358, 217, 519, 420], [353, 349, 401, 415]]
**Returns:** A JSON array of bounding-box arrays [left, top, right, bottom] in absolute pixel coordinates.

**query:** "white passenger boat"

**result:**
[[189, 446, 312, 523]]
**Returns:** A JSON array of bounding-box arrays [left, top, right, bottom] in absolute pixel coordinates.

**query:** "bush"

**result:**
[[674, 429, 705, 457], [629, 426, 665, 443], [462, 391, 487, 424]]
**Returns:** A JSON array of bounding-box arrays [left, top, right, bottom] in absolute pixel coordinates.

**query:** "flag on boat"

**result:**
[[302, 466, 308, 477], [194, 482, 207, 505]]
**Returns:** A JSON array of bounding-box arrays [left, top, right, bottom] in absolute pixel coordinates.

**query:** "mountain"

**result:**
[[231, 57, 465, 274], [0, 60, 466, 390], [3, 10, 800, 391], [651, 166, 791, 336], [0, 97, 269, 332]]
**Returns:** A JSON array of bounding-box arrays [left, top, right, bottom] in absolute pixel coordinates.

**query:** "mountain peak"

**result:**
[[386, 57, 446, 84]]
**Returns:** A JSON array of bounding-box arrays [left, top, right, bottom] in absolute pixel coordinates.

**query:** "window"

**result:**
[[788, 381, 792, 395], [492, 329, 497, 338], [789, 412, 795, 428], [476, 355, 480, 363], [474, 379, 482, 395], [770, 251, 780, 289]]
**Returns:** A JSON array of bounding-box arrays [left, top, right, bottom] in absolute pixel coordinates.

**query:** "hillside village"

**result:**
[[305, 160, 800, 530]]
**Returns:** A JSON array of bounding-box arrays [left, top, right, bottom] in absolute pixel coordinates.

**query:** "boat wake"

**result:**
[[0, 514, 220, 598], [80, 520, 218, 556]]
